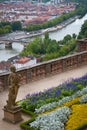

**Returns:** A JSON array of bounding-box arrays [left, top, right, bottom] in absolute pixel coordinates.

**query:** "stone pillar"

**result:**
[[3, 106, 22, 124], [62, 59, 66, 71], [45, 63, 51, 76], [26, 69, 32, 83], [77, 39, 87, 52], [5, 42, 12, 49]]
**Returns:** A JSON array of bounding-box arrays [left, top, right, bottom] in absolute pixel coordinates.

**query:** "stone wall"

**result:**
[[77, 38, 87, 52], [0, 50, 87, 90]]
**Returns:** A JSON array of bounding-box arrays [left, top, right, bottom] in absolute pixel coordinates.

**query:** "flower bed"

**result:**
[[20, 74, 87, 130], [20, 74, 87, 112], [30, 106, 71, 130], [35, 86, 87, 114]]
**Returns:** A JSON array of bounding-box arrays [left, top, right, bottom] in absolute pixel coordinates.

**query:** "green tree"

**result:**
[[78, 20, 87, 39], [46, 40, 59, 54], [0, 28, 3, 34], [23, 37, 44, 56], [11, 21, 22, 31], [0, 21, 11, 27], [63, 34, 72, 43], [44, 32, 49, 39], [72, 33, 77, 39], [4, 25, 12, 33]]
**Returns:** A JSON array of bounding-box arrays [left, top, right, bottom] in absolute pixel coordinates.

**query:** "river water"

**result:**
[[0, 14, 87, 62], [49, 14, 87, 41]]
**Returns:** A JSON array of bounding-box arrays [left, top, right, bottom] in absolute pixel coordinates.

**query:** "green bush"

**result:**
[[22, 109, 35, 117], [77, 84, 84, 90], [61, 90, 74, 96], [20, 119, 38, 130], [20, 109, 38, 130], [20, 101, 36, 112]]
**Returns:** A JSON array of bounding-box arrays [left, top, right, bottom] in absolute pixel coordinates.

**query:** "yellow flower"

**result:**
[[65, 104, 87, 130], [63, 97, 80, 107]]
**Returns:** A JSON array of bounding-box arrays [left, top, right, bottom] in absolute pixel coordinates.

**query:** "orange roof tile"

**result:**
[[16, 57, 30, 64]]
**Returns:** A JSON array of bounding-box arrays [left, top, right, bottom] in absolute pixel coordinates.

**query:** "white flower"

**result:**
[[30, 106, 71, 130], [79, 94, 87, 103]]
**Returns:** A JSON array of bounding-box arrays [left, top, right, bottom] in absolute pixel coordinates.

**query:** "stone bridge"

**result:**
[[0, 39, 30, 48]]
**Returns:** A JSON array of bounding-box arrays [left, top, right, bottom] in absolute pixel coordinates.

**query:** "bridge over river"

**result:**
[[0, 38, 31, 48], [0, 30, 44, 49]]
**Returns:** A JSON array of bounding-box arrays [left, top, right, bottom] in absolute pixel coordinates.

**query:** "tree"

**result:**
[[0, 21, 12, 35], [44, 32, 49, 39], [0, 28, 3, 34], [24, 37, 44, 56], [63, 34, 72, 44], [72, 33, 77, 39], [0, 21, 11, 27], [11, 21, 22, 31], [46, 40, 59, 54], [78, 20, 87, 39], [4, 25, 12, 33]]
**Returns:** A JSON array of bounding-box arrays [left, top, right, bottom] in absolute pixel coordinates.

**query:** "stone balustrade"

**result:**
[[0, 50, 87, 90], [77, 38, 87, 52]]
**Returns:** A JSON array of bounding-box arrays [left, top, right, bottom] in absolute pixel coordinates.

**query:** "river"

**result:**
[[0, 14, 87, 62], [0, 43, 23, 61], [49, 14, 87, 41]]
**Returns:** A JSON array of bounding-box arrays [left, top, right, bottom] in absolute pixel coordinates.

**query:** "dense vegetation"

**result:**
[[20, 14, 87, 61], [0, 21, 22, 35], [78, 20, 87, 39], [20, 33, 77, 61]]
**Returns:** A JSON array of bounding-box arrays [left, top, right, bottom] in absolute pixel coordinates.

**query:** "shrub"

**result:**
[[61, 90, 73, 96], [20, 109, 38, 130], [77, 84, 84, 90]]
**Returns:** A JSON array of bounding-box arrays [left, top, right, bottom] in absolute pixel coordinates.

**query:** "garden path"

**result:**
[[0, 65, 87, 130]]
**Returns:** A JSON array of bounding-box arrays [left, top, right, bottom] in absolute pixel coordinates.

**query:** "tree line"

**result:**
[[0, 21, 22, 35]]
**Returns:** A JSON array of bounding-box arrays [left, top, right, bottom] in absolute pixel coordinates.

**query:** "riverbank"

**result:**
[[42, 16, 79, 33], [1, 16, 79, 41], [23, 16, 79, 39]]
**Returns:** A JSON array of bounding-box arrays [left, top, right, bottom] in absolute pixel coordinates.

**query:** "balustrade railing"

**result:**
[[0, 50, 87, 90]]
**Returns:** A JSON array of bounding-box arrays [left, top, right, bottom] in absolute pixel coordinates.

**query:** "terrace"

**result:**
[[0, 65, 87, 130]]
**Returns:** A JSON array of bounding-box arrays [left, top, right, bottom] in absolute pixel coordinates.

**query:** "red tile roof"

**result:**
[[16, 57, 30, 64]]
